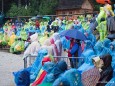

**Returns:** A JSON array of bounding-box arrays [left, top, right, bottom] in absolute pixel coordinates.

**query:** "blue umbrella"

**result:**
[[60, 29, 87, 40]]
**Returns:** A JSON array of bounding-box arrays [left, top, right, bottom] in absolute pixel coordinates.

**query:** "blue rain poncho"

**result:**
[[94, 40, 111, 56], [94, 41, 104, 55], [83, 40, 93, 52], [85, 29, 96, 46], [78, 50, 95, 73], [16, 28, 21, 36], [0, 27, 4, 33], [60, 37, 70, 49], [53, 69, 82, 86], [41, 61, 67, 84], [30, 49, 48, 83], [13, 67, 31, 86], [103, 38, 111, 48], [109, 41, 115, 68]]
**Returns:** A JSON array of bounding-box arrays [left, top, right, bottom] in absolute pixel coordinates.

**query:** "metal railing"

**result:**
[[23, 54, 84, 68]]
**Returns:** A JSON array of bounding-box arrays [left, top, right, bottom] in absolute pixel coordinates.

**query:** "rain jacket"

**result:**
[[8, 33, 16, 46], [41, 61, 67, 84], [53, 69, 82, 86], [52, 33, 62, 57], [109, 41, 115, 68], [96, 21, 107, 41], [30, 49, 48, 83], [97, 54, 113, 86], [23, 33, 41, 59], [32, 58, 52, 86], [96, 7, 106, 24], [20, 29, 28, 41], [78, 50, 95, 73]]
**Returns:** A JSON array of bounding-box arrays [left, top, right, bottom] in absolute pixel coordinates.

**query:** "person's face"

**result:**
[[93, 59, 104, 68]]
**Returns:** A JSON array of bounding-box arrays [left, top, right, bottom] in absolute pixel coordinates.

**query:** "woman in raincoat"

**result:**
[[96, 54, 113, 86], [23, 33, 41, 59], [52, 33, 62, 62]]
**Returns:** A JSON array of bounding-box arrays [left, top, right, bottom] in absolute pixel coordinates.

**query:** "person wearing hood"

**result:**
[[93, 54, 113, 86], [41, 61, 67, 84], [53, 69, 82, 86], [84, 29, 96, 46], [31, 57, 53, 86], [68, 39, 82, 68], [8, 32, 17, 46], [23, 33, 41, 59], [52, 33, 62, 62], [83, 40, 93, 52], [94, 41, 105, 56], [96, 18, 107, 41], [78, 50, 95, 73], [109, 41, 115, 68]]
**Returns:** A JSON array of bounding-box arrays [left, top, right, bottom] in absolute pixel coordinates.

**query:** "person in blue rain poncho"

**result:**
[[60, 36, 70, 50], [102, 38, 111, 53], [40, 61, 67, 85], [69, 39, 82, 68], [16, 28, 21, 36], [78, 50, 95, 73], [94, 40, 110, 56], [30, 49, 48, 83], [53, 69, 82, 86], [77, 40, 94, 67], [109, 41, 115, 68], [84, 29, 96, 46], [83, 40, 93, 52]]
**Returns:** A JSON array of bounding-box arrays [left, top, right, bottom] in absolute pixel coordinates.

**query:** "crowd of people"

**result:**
[[1, 1, 115, 86]]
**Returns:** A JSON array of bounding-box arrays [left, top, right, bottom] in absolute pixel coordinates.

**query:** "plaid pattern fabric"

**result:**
[[82, 67, 101, 86]]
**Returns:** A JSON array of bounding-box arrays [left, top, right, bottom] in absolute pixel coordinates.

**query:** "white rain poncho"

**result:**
[[23, 33, 41, 59]]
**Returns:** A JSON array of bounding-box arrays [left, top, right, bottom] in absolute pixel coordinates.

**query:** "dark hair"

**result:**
[[100, 54, 112, 69], [75, 39, 81, 45]]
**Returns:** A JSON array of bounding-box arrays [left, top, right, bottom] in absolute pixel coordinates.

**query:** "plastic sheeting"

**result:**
[[30, 49, 48, 83], [53, 69, 82, 86]]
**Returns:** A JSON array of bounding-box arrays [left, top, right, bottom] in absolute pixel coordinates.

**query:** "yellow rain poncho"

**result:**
[[8, 32, 16, 46]]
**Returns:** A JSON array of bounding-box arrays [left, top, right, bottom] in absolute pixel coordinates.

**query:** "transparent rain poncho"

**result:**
[[53, 69, 82, 86]]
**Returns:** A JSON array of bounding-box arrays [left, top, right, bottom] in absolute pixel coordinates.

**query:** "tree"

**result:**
[[6, 3, 33, 17], [39, 0, 58, 15]]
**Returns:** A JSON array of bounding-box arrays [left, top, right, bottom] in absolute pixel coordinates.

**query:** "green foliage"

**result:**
[[39, 0, 58, 15], [6, 0, 102, 16], [6, 4, 33, 17]]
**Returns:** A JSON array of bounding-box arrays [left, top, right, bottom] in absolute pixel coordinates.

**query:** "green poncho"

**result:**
[[96, 7, 106, 24], [20, 29, 28, 41], [96, 21, 107, 41]]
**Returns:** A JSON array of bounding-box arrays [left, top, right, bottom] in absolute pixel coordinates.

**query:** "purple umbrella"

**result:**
[[60, 29, 87, 40]]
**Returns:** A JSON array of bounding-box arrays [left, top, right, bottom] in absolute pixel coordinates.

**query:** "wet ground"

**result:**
[[0, 50, 23, 86]]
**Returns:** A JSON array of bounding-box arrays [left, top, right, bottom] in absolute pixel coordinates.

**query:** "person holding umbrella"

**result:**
[[65, 39, 82, 68]]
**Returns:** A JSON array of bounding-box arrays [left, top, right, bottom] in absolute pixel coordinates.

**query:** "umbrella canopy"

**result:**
[[43, 16, 50, 20], [60, 29, 87, 40], [31, 16, 39, 21], [82, 67, 100, 86]]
